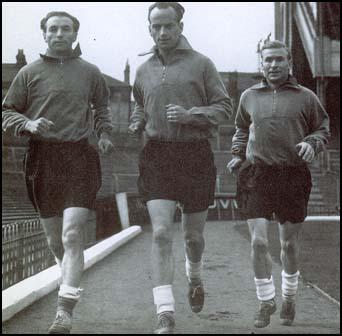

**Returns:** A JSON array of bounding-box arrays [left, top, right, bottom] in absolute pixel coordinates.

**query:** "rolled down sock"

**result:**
[[281, 270, 300, 302], [185, 255, 202, 284], [153, 285, 175, 314], [254, 276, 276, 301], [57, 296, 77, 316], [58, 284, 83, 300]]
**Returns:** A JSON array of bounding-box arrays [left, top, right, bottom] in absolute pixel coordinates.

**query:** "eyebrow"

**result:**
[[264, 56, 285, 60], [48, 25, 72, 29]]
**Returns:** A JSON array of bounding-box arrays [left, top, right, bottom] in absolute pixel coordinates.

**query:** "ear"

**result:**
[[72, 32, 78, 43], [43, 32, 47, 43], [288, 57, 293, 75], [179, 21, 184, 33]]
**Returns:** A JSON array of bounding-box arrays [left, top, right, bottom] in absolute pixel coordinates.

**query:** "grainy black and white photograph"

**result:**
[[2, 2, 340, 334]]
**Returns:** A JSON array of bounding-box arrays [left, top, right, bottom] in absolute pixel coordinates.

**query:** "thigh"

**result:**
[[237, 166, 274, 221], [182, 210, 208, 235], [138, 143, 177, 202], [147, 199, 177, 232], [276, 168, 312, 224], [64, 145, 101, 210], [62, 207, 90, 236], [178, 143, 217, 213], [278, 221, 302, 242], [40, 216, 63, 239], [247, 218, 271, 241]]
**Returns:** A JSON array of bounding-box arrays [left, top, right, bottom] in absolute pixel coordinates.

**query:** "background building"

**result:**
[[274, 2, 340, 213]]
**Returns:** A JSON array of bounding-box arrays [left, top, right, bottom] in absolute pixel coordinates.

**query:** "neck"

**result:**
[[158, 48, 176, 65], [47, 48, 73, 58], [266, 78, 288, 90]]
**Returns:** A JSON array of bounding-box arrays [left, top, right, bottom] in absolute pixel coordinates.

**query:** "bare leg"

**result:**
[[40, 216, 64, 261], [182, 210, 207, 263], [147, 200, 176, 287], [278, 221, 302, 274], [247, 218, 272, 279], [61, 207, 89, 287]]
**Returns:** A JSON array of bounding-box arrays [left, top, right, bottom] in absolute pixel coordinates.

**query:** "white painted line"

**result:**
[[306, 281, 340, 307], [305, 216, 340, 222], [2, 225, 142, 322]]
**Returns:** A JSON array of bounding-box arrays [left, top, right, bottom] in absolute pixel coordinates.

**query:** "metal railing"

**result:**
[[2, 219, 55, 290]]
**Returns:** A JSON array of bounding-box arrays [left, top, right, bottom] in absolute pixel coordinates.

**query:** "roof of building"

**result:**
[[102, 74, 131, 88], [2, 64, 21, 85]]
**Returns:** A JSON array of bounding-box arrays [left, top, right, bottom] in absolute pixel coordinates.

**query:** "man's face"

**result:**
[[149, 7, 183, 53], [43, 16, 77, 54], [261, 48, 291, 85]]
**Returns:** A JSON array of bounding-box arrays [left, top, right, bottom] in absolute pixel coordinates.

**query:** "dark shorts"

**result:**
[[138, 140, 217, 213], [24, 139, 101, 218], [236, 163, 312, 224]]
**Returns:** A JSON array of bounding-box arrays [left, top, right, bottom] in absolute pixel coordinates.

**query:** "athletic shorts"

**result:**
[[138, 140, 217, 213], [236, 163, 312, 224], [24, 139, 101, 218]]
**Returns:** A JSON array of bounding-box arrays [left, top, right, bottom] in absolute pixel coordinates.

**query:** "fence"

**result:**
[[2, 219, 55, 290]]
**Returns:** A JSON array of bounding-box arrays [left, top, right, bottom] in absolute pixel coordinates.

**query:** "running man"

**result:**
[[2, 11, 114, 334], [227, 40, 330, 328], [129, 2, 232, 333]]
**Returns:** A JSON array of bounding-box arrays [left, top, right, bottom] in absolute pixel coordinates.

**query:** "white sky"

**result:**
[[2, 2, 274, 82]]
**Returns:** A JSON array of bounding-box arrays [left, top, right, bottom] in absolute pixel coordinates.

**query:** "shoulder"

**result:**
[[16, 59, 45, 76], [186, 50, 216, 68], [136, 56, 155, 75], [240, 87, 256, 101], [296, 85, 323, 106], [76, 58, 102, 75]]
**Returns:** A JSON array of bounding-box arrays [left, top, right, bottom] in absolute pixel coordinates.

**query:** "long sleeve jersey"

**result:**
[[130, 35, 233, 142], [231, 77, 330, 166], [2, 46, 112, 142]]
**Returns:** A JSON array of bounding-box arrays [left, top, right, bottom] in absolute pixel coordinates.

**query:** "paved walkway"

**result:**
[[2, 221, 340, 334]]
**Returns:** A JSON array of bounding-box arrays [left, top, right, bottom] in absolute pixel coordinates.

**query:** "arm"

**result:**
[[302, 92, 330, 155], [187, 58, 233, 128], [91, 71, 114, 153], [231, 92, 251, 158], [2, 69, 30, 136], [92, 71, 113, 139], [129, 73, 146, 134]]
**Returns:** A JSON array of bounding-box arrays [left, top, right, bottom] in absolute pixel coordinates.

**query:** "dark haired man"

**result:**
[[2, 11, 114, 334], [227, 40, 330, 328], [129, 2, 232, 334]]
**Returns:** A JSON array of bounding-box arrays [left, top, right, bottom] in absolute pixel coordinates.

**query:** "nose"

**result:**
[[160, 26, 167, 36], [270, 59, 278, 67], [56, 28, 64, 37]]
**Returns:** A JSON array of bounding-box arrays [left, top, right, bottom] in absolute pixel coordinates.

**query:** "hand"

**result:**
[[227, 156, 244, 175], [24, 118, 55, 136], [98, 133, 114, 154], [296, 142, 315, 163], [166, 104, 190, 124]]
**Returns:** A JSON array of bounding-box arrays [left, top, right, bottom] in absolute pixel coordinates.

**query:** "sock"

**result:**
[[254, 276, 276, 301], [58, 284, 83, 300], [185, 255, 202, 285], [153, 285, 175, 314], [281, 270, 300, 302], [57, 296, 77, 316]]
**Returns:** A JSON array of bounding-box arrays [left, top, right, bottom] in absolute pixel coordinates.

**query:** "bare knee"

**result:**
[[153, 227, 172, 246], [46, 235, 62, 251], [251, 237, 269, 254], [280, 239, 297, 256], [62, 229, 83, 250]]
